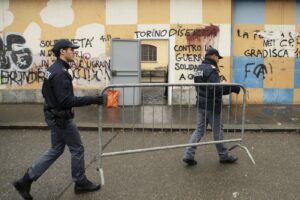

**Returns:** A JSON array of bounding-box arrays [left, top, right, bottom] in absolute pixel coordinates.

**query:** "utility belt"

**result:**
[[197, 95, 222, 102], [49, 108, 74, 120], [45, 108, 74, 128]]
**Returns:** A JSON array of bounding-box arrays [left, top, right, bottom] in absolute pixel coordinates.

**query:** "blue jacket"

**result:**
[[42, 58, 99, 111], [194, 58, 240, 114]]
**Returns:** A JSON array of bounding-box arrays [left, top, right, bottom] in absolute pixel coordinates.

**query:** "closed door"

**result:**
[[111, 39, 141, 105]]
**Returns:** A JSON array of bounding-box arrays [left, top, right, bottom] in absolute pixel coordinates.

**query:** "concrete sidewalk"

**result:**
[[0, 104, 299, 131]]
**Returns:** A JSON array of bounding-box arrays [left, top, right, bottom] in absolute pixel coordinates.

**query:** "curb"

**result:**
[[0, 122, 299, 132]]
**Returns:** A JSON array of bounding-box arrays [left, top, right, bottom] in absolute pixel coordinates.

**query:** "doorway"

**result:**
[[140, 39, 169, 105]]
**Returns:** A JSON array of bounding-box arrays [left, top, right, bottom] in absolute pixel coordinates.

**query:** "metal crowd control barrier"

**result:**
[[97, 83, 255, 186]]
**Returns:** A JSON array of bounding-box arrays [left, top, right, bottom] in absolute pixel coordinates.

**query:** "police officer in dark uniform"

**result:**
[[183, 48, 240, 166], [13, 39, 102, 199]]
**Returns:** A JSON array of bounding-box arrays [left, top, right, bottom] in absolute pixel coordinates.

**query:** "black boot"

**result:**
[[220, 155, 238, 164], [183, 158, 198, 166], [74, 179, 101, 194], [13, 171, 33, 200]]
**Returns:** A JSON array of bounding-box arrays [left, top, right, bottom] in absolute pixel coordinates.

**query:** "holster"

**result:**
[[50, 109, 74, 128]]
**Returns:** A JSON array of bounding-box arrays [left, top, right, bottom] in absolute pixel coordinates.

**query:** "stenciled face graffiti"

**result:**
[[0, 34, 32, 70]]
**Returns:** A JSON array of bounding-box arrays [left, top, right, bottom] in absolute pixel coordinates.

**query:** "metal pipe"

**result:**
[[100, 83, 246, 94], [97, 104, 105, 185], [101, 139, 242, 157]]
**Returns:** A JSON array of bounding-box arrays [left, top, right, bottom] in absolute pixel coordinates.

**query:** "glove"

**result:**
[[90, 95, 103, 105]]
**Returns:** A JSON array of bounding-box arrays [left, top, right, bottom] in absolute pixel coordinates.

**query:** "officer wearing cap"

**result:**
[[183, 48, 240, 166], [13, 39, 102, 199]]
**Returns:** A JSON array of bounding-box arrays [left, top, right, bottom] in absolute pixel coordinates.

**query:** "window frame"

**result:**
[[141, 44, 157, 62]]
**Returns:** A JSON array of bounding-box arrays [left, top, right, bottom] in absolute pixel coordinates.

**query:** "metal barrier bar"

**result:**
[[97, 98, 105, 185], [122, 88, 125, 150], [142, 87, 145, 147], [220, 86, 224, 140], [97, 83, 254, 186], [102, 138, 242, 157], [170, 86, 173, 145], [187, 86, 191, 134]]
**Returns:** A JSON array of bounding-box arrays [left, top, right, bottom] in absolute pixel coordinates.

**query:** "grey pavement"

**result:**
[[0, 104, 300, 131], [0, 102, 299, 199], [0, 129, 299, 200]]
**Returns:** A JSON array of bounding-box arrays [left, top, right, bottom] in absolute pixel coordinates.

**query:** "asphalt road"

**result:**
[[0, 129, 299, 200]]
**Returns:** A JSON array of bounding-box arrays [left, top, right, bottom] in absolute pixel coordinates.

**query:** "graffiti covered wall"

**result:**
[[0, 0, 298, 104], [0, 0, 231, 103], [233, 0, 300, 104]]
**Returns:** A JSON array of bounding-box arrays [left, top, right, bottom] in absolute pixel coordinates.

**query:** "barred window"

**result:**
[[141, 44, 157, 61]]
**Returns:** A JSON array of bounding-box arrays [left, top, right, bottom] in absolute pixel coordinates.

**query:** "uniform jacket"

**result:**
[[194, 58, 240, 114], [42, 58, 99, 111]]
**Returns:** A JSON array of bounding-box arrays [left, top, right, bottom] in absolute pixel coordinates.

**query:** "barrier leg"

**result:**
[[229, 143, 256, 165], [98, 104, 105, 186]]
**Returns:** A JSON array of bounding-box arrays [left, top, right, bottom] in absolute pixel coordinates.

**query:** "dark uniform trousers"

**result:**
[[28, 111, 86, 182]]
